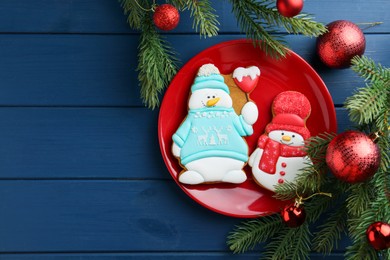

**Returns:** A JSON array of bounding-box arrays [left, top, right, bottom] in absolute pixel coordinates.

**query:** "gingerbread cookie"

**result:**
[[248, 91, 312, 191], [172, 64, 259, 185]]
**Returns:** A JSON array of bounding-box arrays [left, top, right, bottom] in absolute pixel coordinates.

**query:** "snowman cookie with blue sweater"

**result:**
[[172, 64, 259, 185]]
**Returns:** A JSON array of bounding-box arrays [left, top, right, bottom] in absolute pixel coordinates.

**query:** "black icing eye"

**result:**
[[212, 95, 216, 98], [281, 132, 284, 136], [207, 96, 210, 99], [292, 135, 295, 138]]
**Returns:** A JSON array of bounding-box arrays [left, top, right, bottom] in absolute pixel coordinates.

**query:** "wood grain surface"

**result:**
[[0, 0, 388, 259]]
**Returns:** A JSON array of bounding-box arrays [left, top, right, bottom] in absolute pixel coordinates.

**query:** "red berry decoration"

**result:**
[[326, 130, 381, 183], [281, 203, 306, 227], [316, 20, 366, 68], [153, 4, 180, 31], [276, 0, 304, 18], [366, 222, 390, 250]]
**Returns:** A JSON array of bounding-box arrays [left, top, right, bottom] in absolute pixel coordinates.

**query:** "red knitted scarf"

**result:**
[[257, 134, 307, 174]]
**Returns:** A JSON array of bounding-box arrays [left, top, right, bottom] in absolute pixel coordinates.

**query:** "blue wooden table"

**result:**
[[0, 1, 388, 259]]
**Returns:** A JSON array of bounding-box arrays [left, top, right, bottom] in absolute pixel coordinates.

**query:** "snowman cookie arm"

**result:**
[[233, 113, 254, 137], [241, 101, 258, 125], [248, 147, 261, 166], [172, 117, 192, 156]]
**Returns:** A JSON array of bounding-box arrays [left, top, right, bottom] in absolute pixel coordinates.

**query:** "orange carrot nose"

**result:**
[[282, 135, 292, 142], [206, 97, 220, 107]]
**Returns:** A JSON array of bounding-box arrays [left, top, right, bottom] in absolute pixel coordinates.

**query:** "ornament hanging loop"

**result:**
[[134, 0, 157, 12], [370, 131, 381, 143], [357, 22, 383, 31], [295, 191, 332, 207]]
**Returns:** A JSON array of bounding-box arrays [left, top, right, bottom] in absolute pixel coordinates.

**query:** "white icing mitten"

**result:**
[[172, 142, 181, 157], [241, 101, 258, 125]]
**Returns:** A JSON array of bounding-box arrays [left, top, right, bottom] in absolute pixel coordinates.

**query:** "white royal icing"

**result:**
[[232, 66, 260, 82], [248, 130, 311, 192], [172, 64, 259, 185], [249, 148, 311, 191], [189, 89, 233, 110], [241, 101, 258, 125], [197, 63, 220, 77]]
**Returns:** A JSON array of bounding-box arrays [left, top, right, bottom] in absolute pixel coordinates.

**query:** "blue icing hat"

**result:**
[[190, 65, 230, 94]]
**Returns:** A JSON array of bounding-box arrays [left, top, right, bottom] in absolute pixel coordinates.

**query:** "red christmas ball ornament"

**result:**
[[316, 20, 366, 68], [366, 222, 390, 250], [281, 202, 306, 227], [276, 0, 304, 18], [326, 130, 381, 183], [153, 4, 180, 31]]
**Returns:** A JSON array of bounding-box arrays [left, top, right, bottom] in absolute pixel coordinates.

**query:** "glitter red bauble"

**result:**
[[366, 222, 390, 250], [326, 131, 381, 183], [281, 203, 306, 227], [316, 20, 366, 68], [153, 4, 180, 31], [276, 0, 304, 18]]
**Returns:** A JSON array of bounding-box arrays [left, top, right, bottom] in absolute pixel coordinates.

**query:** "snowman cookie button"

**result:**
[[248, 91, 312, 191], [172, 64, 259, 185]]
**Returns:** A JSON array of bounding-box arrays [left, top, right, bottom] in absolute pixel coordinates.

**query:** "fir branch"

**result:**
[[274, 133, 336, 200], [312, 203, 348, 254], [378, 132, 390, 170], [273, 164, 325, 200], [304, 186, 338, 223], [345, 241, 379, 260], [263, 223, 311, 260], [347, 55, 390, 125], [229, 0, 288, 57], [227, 214, 283, 253], [346, 169, 390, 259], [346, 182, 375, 217], [351, 56, 390, 84], [273, 180, 298, 201], [137, 14, 179, 109], [344, 81, 389, 125], [305, 132, 337, 165], [176, 0, 220, 37], [119, 0, 149, 30], [249, 3, 326, 37]]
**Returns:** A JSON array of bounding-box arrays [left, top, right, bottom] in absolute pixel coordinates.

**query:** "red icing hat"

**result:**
[[265, 91, 311, 139]]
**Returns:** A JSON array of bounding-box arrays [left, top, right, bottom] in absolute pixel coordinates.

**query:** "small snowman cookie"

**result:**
[[172, 64, 259, 185], [248, 91, 312, 191]]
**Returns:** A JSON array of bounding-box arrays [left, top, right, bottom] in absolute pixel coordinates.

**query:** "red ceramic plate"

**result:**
[[158, 39, 337, 218]]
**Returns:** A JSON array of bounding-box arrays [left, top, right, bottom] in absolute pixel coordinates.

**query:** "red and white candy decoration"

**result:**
[[233, 66, 261, 95]]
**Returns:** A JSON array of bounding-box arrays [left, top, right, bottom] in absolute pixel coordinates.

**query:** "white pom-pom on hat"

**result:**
[[197, 64, 220, 77]]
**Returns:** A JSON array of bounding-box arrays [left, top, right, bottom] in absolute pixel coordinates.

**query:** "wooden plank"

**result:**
[[0, 180, 251, 252], [0, 34, 388, 107], [0, 180, 348, 253], [0, 252, 346, 259], [0, 0, 387, 33], [0, 107, 348, 179]]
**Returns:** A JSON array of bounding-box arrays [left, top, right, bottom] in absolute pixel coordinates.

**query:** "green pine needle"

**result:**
[[227, 214, 283, 253], [229, 0, 326, 58], [346, 182, 374, 217], [345, 82, 388, 125], [345, 241, 379, 260], [181, 0, 220, 37], [119, 0, 148, 30], [228, 55, 389, 259], [229, 0, 289, 58], [351, 56, 390, 84], [263, 223, 311, 260], [137, 15, 178, 109], [347, 55, 390, 125], [312, 203, 348, 254], [305, 132, 337, 165]]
